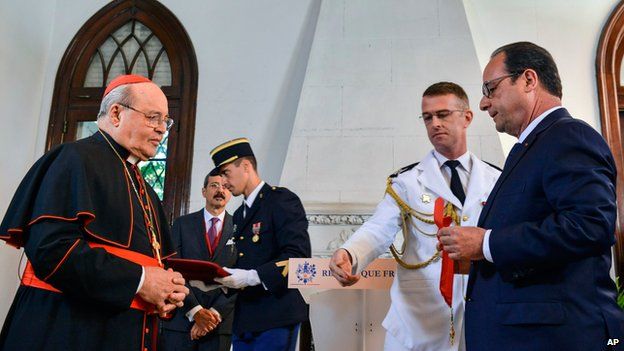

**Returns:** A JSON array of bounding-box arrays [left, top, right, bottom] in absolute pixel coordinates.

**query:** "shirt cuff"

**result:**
[[343, 248, 358, 274], [186, 305, 203, 322], [483, 229, 493, 262], [135, 266, 145, 294], [209, 307, 221, 320]]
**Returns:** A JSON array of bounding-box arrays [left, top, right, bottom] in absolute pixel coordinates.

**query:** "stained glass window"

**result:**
[[84, 20, 171, 87], [138, 133, 168, 199]]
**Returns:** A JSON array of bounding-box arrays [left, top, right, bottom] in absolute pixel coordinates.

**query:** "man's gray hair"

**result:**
[[97, 85, 134, 119]]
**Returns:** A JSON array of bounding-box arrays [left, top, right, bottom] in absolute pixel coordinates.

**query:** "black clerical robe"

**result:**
[[0, 131, 175, 350]]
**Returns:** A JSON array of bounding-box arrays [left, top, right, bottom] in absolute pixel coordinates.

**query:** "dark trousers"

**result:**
[[232, 324, 300, 351], [160, 328, 232, 351]]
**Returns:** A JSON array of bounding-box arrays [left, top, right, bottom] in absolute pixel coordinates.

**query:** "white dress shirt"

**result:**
[[244, 181, 266, 216]]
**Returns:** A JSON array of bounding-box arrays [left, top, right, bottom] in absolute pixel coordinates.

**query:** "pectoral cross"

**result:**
[[149, 227, 162, 266]]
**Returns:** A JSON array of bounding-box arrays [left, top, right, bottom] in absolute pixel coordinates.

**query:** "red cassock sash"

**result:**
[[20, 242, 160, 313]]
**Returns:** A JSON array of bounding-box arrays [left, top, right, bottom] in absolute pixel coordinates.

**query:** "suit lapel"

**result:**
[[212, 213, 233, 260], [417, 151, 463, 209], [478, 108, 569, 225]]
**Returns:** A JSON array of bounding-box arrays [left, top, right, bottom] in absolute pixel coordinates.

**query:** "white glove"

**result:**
[[214, 267, 261, 289]]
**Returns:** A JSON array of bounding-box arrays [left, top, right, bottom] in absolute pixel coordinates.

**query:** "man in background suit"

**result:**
[[438, 41, 624, 350], [211, 138, 311, 351], [161, 169, 237, 351]]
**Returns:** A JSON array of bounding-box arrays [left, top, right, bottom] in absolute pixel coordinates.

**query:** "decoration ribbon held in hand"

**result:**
[[434, 197, 455, 345]]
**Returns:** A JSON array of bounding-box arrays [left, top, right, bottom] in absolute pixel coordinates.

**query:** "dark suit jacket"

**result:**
[[162, 210, 237, 335], [231, 183, 311, 334], [466, 108, 624, 351]]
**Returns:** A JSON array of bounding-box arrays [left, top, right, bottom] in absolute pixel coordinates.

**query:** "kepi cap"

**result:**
[[210, 138, 254, 168]]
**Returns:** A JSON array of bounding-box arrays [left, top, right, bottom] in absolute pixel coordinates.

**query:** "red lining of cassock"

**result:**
[[2, 165, 139, 249], [1, 212, 96, 248], [21, 241, 160, 313], [44, 238, 81, 281]]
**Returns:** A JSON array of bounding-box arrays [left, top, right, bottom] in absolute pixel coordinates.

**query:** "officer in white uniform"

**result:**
[[330, 82, 501, 351]]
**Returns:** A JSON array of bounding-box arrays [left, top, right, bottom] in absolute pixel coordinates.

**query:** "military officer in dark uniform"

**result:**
[[210, 138, 311, 351]]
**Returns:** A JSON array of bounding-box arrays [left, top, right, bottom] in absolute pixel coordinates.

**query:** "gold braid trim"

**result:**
[[444, 202, 461, 226], [387, 174, 460, 345], [386, 177, 446, 269], [391, 245, 440, 269], [275, 260, 289, 277], [385, 178, 435, 223]]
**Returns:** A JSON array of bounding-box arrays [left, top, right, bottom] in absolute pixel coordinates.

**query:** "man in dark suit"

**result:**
[[161, 169, 238, 351], [438, 41, 624, 350], [210, 138, 311, 351]]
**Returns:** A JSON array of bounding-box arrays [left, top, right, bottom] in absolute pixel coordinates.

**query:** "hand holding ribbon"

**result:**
[[434, 198, 454, 308], [434, 197, 455, 345]]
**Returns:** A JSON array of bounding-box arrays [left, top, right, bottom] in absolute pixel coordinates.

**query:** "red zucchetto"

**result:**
[[103, 74, 152, 97]]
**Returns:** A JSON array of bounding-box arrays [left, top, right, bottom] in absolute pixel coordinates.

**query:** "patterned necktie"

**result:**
[[444, 160, 465, 205], [206, 217, 220, 253]]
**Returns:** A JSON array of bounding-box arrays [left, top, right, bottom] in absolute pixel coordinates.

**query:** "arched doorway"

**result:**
[[596, 0, 624, 281], [46, 0, 198, 222]]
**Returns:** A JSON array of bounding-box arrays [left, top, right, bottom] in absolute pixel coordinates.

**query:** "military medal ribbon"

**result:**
[[252, 222, 261, 242], [434, 197, 455, 345]]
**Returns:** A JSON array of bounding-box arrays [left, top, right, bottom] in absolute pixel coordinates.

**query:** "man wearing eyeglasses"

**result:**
[[0, 74, 189, 351], [161, 169, 237, 351], [438, 42, 624, 350], [329, 82, 501, 351]]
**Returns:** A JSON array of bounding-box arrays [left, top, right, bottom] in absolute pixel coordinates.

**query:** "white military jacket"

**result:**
[[342, 151, 500, 351]]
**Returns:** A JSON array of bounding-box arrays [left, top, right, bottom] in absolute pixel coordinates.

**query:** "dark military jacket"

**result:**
[[231, 183, 311, 334]]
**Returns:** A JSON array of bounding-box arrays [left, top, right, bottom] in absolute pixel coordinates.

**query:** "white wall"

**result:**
[[161, 0, 320, 212], [33, 0, 110, 156], [0, 0, 60, 329], [464, 0, 619, 153], [280, 0, 504, 211]]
